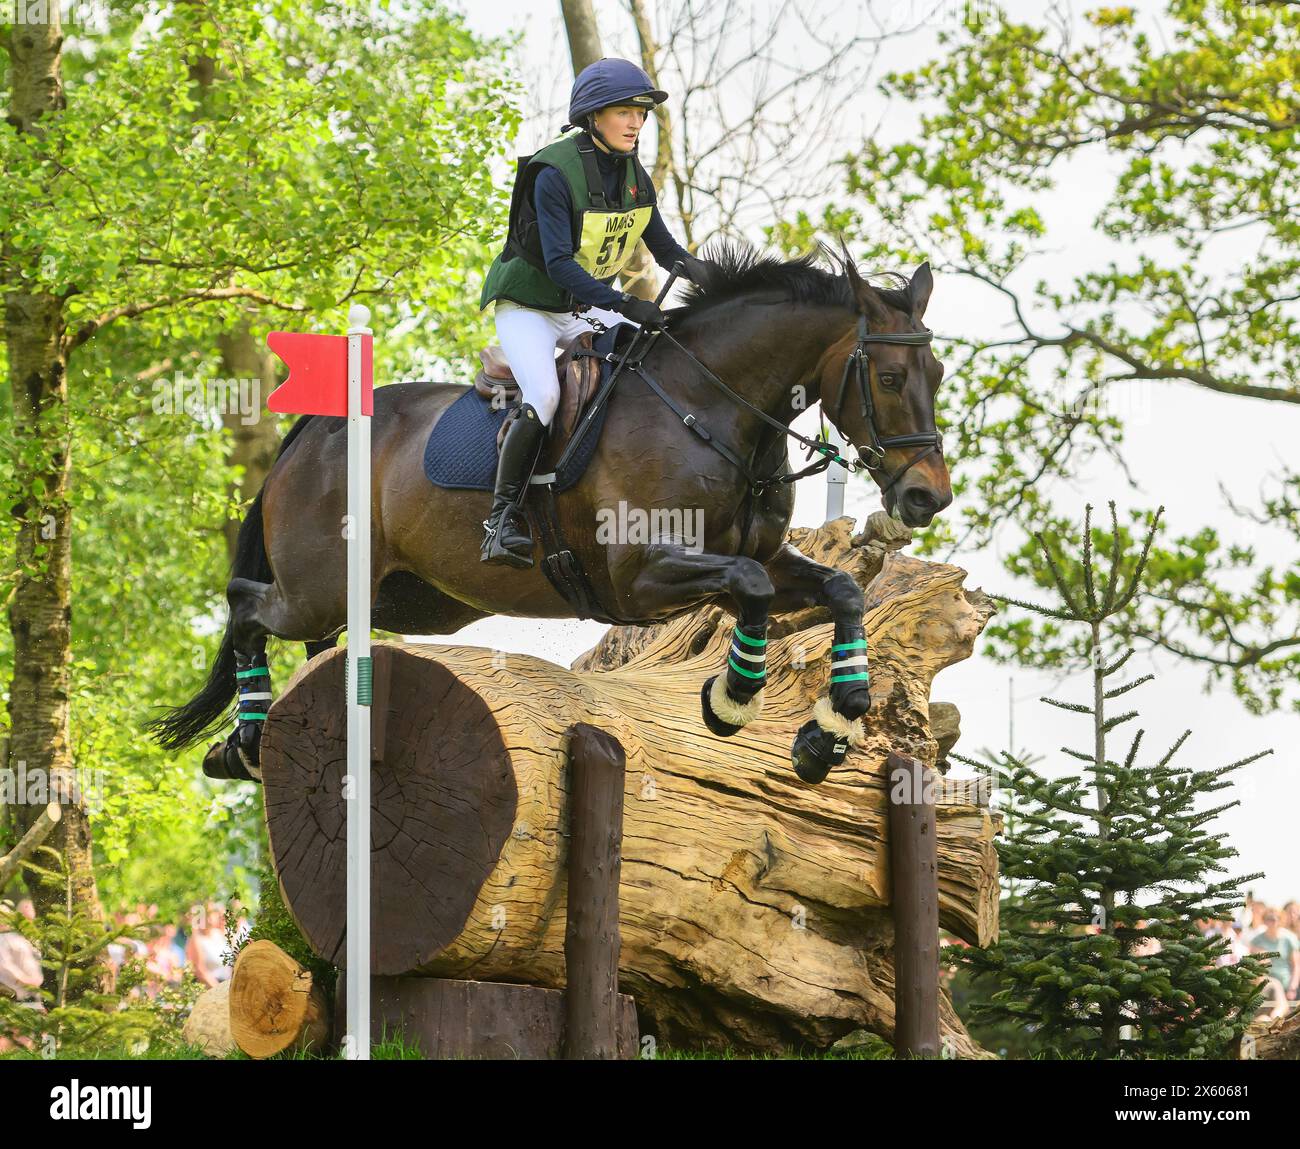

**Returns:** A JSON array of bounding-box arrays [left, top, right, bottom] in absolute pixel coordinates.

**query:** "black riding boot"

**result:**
[[481, 403, 547, 568]]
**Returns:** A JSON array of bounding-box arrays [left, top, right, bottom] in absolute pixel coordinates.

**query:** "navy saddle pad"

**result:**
[[422, 325, 625, 493]]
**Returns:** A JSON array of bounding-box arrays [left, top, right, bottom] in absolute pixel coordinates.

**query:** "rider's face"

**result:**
[[592, 104, 649, 152]]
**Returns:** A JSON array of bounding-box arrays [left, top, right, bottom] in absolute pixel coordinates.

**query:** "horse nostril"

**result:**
[[902, 487, 941, 516]]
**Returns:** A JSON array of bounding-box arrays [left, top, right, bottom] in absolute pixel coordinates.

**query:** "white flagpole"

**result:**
[[345, 302, 372, 1060], [825, 422, 848, 522]]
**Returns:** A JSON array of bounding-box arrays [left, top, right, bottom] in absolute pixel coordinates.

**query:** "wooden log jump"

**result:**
[[258, 514, 1000, 1056], [319, 710, 636, 1058]]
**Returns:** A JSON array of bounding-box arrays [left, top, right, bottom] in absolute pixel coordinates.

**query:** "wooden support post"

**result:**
[[888, 750, 940, 1058], [563, 723, 626, 1059], [369, 644, 392, 770]]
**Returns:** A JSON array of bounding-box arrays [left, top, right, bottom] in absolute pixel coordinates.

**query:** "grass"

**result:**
[[2, 1026, 902, 1061]]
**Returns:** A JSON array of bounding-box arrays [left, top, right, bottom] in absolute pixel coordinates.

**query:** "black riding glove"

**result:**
[[678, 254, 717, 286], [618, 293, 668, 330]]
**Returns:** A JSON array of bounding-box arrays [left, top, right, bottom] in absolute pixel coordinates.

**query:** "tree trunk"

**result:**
[[216, 320, 282, 560], [189, 55, 283, 563], [259, 515, 999, 1055], [629, 0, 690, 249], [5, 7, 104, 952], [620, 0, 683, 299], [559, 0, 603, 73]]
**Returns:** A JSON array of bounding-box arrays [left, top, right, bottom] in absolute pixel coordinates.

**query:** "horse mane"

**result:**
[[672, 240, 914, 319]]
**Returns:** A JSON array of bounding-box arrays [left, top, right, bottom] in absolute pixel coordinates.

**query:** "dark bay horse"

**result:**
[[146, 245, 952, 784]]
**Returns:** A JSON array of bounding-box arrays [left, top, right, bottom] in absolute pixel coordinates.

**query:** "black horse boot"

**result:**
[[481, 403, 547, 568]]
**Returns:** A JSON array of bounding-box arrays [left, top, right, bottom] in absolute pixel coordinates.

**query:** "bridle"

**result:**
[[827, 313, 944, 496]]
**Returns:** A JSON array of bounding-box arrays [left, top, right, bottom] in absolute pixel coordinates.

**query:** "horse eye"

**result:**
[[878, 373, 902, 389]]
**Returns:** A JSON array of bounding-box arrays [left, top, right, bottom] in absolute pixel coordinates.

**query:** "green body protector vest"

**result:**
[[480, 131, 656, 313]]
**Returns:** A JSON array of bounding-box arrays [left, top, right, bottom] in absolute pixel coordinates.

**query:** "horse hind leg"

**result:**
[[205, 570, 482, 784], [203, 576, 340, 785]]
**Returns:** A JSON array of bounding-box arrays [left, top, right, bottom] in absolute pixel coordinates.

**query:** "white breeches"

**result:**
[[493, 300, 630, 427]]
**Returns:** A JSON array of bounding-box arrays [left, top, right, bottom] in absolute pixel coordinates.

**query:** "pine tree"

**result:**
[[950, 503, 1271, 1058]]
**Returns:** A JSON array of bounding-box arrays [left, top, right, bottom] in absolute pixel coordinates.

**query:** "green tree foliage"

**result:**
[[771, 0, 1300, 713], [949, 503, 1270, 1058], [1, 0, 521, 909]]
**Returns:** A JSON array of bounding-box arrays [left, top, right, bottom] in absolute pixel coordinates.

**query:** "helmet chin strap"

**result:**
[[586, 115, 638, 156]]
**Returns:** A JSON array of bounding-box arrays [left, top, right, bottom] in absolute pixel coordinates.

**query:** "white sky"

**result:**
[[440, 0, 1298, 904]]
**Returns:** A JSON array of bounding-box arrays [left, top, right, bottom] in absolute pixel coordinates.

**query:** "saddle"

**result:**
[[474, 335, 603, 459]]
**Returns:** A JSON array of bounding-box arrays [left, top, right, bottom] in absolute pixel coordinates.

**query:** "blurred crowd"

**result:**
[[1199, 895, 1300, 1021], [0, 897, 250, 1008]]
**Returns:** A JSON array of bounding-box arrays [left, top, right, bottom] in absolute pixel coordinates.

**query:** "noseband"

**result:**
[[830, 314, 943, 495]]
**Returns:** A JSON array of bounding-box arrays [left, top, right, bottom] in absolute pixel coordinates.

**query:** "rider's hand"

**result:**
[[678, 254, 717, 286], [618, 293, 668, 330]]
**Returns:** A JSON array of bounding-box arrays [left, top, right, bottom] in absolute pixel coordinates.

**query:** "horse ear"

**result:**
[[839, 240, 864, 295], [910, 261, 934, 320], [837, 241, 890, 326]]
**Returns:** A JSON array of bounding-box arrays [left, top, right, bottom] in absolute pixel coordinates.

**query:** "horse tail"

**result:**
[[144, 416, 315, 753]]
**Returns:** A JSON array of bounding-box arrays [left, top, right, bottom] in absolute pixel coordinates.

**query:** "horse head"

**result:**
[[822, 258, 952, 528]]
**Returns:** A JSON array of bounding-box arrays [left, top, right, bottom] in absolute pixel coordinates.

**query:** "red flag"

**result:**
[[266, 331, 373, 417]]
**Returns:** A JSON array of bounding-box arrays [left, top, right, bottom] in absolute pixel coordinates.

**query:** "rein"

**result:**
[[573, 312, 942, 497]]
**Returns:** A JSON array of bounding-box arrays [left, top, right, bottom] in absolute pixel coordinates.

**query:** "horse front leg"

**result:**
[[764, 543, 871, 784], [623, 543, 774, 736]]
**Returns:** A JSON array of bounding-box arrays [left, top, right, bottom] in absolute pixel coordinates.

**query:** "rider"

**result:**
[[478, 57, 712, 568]]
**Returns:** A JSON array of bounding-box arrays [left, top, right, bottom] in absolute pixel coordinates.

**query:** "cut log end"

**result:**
[[260, 651, 518, 973], [229, 940, 330, 1058]]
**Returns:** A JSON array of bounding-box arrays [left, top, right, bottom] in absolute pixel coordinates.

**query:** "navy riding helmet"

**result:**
[[562, 58, 668, 131]]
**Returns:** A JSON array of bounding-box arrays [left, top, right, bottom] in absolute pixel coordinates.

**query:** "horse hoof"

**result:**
[[201, 740, 234, 780], [790, 718, 850, 785], [201, 730, 262, 784], [700, 676, 743, 737]]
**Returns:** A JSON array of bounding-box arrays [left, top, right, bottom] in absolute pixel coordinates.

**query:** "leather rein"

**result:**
[[579, 312, 943, 498]]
